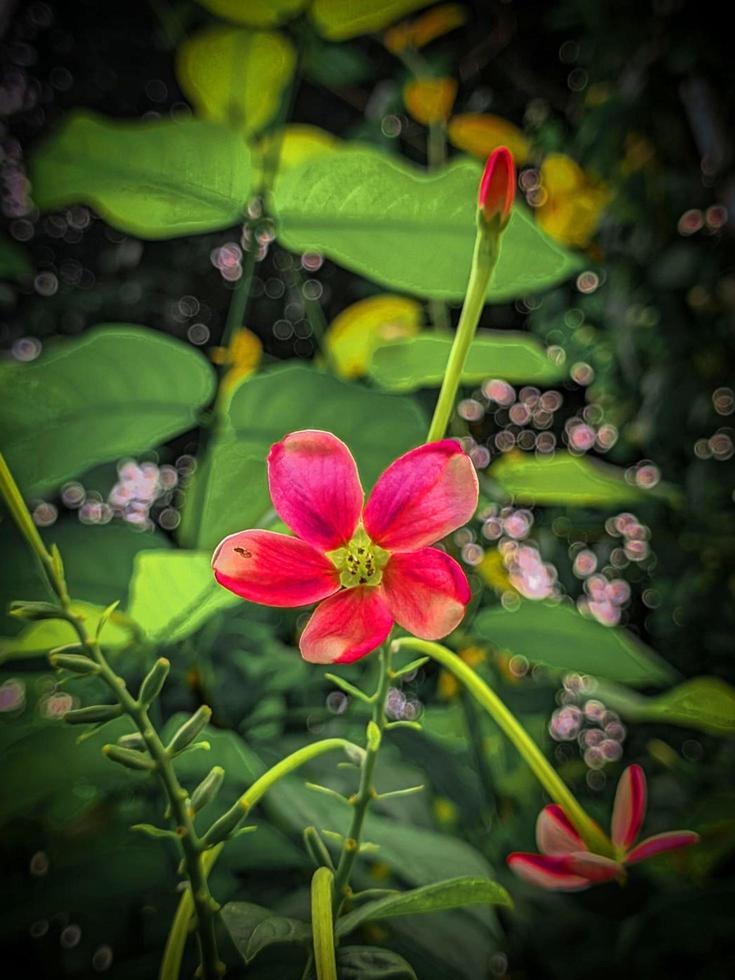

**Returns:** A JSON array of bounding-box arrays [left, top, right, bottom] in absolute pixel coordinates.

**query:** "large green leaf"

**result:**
[[181, 364, 426, 549], [311, 0, 432, 39], [30, 112, 252, 238], [177, 26, 295, 139], [336, 947, 417, 980], [488, 450, 665, 506], [272, 149, 580, 301], [0, 601, 131, 664], [197, 0, 307, 26], [337, 878, 511, 937], [475, 601, 676, 686], [597, 677, 735, 736], [127, 550, 238, 644], [221, 901, 310, 964], [0, 325, 215, 496], [368, 332, 565, 391]]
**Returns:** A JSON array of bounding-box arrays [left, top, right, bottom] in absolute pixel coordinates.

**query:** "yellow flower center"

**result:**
[[326, 527, 390, 589]]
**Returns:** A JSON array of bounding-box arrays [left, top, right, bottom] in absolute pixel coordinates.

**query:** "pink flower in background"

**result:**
[[212, 431, 478, 664], [507, 765, 698, 890]]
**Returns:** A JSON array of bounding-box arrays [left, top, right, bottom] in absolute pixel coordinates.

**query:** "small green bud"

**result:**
[[64, 703, 123, 725], [190, 766, 225, 814], [138, 658, 170, 705], [303, 826, 335, 871], [49, 653, 99, 675], [202, 804, 244, 847], [366, 720, 381, 751], [167, 705, 212, 756], [103, 744, 155, 771], [9, 600, 63, 621], [118, 732, 146, 751], [96, 599, 120, 641]]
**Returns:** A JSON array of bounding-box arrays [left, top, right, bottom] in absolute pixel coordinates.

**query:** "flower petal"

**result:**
[[611, 764, 647, 850], [299, 587, 393, 664], [507, 853, 592, 891], [625, 831, 700, 866], [564, 852, 622, 883], [536, 804, 585, 856], [212, 530, 339, 608], [363, 440, 479, 552], [380, 547, 470, 640], [268, 430, 363, 551]]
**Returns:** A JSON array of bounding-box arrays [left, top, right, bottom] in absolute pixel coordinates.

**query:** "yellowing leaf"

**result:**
[[196, 0, 307, 27], [177, 26, 295, 139], [327, 294, 422, 378], [447, 114, 531, 165], [384, 3, 467, 53], [536, 153, 611, 248], [403, 78, 457, 125], [257, 125, 341, 176], [311, 0, 433, 40]]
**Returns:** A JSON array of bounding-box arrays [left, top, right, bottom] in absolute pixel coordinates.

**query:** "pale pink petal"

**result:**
[[212, 530, 339, 607], [564, 852, 622, 883], [507, 853, 592, 891], [625, 831, 700, 865], [380, 548, 470, 640], [267, 430, 363, 551], [363, 441, 479, 552], [611, 764, 647, 850], [299, 587, 393, 665], [536, 804, 586, 856]]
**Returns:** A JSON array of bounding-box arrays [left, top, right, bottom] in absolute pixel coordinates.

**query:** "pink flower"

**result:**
[[478, 146, 515, 228], [212, 431, 479, 665], [507, 765, 699, 890]]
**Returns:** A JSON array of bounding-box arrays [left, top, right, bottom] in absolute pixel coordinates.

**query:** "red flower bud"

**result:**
[[478, 146, 515, 228]]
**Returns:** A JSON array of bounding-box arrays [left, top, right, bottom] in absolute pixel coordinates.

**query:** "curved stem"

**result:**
[[394, 638, 614, 857]]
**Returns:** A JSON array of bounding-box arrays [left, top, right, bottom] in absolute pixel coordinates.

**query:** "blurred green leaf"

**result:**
[[0, 325, 215, 496], [0, 601, 130, 664], [273, 149, 580, 301], [221, 901, 310, 964], [475, 601, 676, 685], [127, 550, 237, 644], [488, 450, 669, 506], [180, 364, 426, 550], [368, 332, 565, 391], [336, 946, 417, 980], [0, 233, 31, 282], [31, 112, 252, 238], [337, 877, 511, 936], [177, 27, 295, 139], [196, 0, 307, 27], [310, 0, 432, 40], [597, 677, 735, 735]]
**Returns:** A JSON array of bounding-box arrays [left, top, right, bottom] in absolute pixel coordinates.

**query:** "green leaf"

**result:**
[[488, 450, 664, 506], [337, 877, 511, 937], [597, 677, 735, 736], [475, 601, 676, 686], [336, 947, 417, 980], [273, 149, 579, 301], [0, 602, 129, 665], [0, 325, 215, 496], [30, 111, 252, 238], [220, 901, 310, 964], [197, 0, 307, 26], [310, 0, 432, 40], [127, 550, 238, 644], [368, 332, 565, 392], [177, 26, 295, 139], [0, 233, 31, 282], [181, 364, 426, 550]]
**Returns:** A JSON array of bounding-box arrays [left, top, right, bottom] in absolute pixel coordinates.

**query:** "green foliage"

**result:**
[[0, 326, 215, 496], [337, 877, 512, 936], [310, 0, 432, 40], [336, 947, 417, 980], [488, 450, 664, 506], [221, 901, 310, 964], [273, 149, 580, 301], [598, 677, 735, 736], [127, 550, 238, 643], [475, 600, 676, 685], [196, 0, 307, 28], [177, 26, 295, 138], [0, 601, 129, 664], [368, 332, 566, 391], [30, 112, 252, 238], [181, 364, 426, 549]]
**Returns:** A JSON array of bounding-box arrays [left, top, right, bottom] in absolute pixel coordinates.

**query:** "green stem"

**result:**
[[219, 244, 257, 357], [331, 644, 392, 910], [395, 638, 613, 857], [425, 222, 498, 442], [0, 451, 60, 598]]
